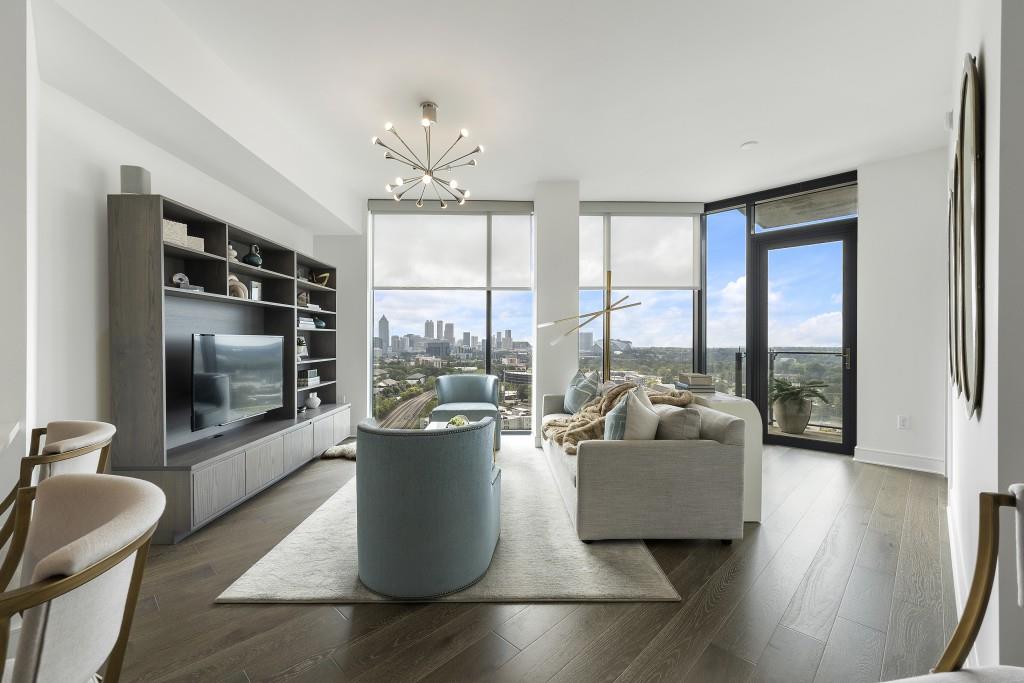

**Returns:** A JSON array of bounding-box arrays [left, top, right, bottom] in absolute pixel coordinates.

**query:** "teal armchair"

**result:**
[[431, 374, 501, 449], [356, 417, 501, 599]]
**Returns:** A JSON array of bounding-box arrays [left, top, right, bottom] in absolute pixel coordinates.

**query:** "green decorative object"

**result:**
[[313, 317, 327, 329], [768, 377, 829, 435], [241, 243, 263, 267], [446, 415, 470, 428]]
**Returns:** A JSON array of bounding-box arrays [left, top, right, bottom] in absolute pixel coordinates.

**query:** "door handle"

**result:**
[[843, 348, 852, 370]]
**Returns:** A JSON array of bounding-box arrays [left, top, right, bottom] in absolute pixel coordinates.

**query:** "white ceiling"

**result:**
[[163, 0, 958, 204]]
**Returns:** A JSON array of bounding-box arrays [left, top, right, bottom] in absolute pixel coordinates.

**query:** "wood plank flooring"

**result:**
[[123, 440, 953, 682]]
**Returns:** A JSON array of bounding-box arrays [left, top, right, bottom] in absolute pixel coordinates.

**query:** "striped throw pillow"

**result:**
[[604, 395, 628, 440], [564, 371, 600, 414]]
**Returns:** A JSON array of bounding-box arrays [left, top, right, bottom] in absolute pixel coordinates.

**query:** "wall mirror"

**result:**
[[954, 53, 983, 417]]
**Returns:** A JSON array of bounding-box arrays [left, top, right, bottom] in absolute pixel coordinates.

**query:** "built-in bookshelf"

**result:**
[[109, 194, 348, 543]]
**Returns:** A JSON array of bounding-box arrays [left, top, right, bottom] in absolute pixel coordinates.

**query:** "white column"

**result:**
[[0, 0, 35, 497], [315, 225, 371, 431], [533, 181, 580, 444]]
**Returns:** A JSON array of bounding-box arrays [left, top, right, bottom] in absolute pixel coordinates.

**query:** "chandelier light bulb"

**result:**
[[393, 193, 400, 201], [422, 174, 432, 184], [460, 128, 468, 138], [421, 118, 431, 127], [477, 145, 485, 154], [464, 190, 471, 198], [470, 159, 478, 166], [395, 176, 404, 186], [416, 199, 424, 207], [370, 136, 378, 145], [450, 180, 458, 189], [440, 200, 448, 209], [384, 122, 393, 131], [385, 184, 393, 193], [459, 198, 467, 205]]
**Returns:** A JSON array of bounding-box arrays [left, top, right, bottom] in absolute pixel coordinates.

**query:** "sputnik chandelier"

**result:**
[[371, 101, 483, 208]]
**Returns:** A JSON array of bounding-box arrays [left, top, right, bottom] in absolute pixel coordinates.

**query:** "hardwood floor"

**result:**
[[123, 440, 954, 682]]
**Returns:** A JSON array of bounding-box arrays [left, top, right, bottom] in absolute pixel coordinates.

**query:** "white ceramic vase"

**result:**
[[305, 392, 321, 410]]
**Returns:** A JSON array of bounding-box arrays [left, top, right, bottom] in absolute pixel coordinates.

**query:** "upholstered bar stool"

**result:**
[[0, 421, 115, 550], [0, 473, 165, 682]]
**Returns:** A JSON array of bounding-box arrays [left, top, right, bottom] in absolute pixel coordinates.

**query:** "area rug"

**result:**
[[217, 437, 680, 603]]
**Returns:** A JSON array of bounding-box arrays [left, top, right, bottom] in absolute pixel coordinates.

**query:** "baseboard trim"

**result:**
[[946, 502, 979, 668], [853, 446, 945, 474]]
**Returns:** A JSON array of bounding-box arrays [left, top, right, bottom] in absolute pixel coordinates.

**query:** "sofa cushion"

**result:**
[[564, 371, 600, 414], [604, 397, 628, 440], [624, 390, 660, 440], [654, 405, 702, 440]]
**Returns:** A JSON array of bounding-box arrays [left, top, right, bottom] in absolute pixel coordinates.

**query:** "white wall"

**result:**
[[855, 148, 948, 474], [947, 0, 1024, 667], [0, 0, 34, 503], [315, 228, 370, 430], [533, 181, 580, 443], [35, 84, 317, 426]]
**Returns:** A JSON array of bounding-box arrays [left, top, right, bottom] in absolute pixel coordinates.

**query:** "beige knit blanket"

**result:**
[[542, 383, 694, 454]]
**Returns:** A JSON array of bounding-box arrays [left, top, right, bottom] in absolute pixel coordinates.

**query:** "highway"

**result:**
[[378, 389, 436, 429]]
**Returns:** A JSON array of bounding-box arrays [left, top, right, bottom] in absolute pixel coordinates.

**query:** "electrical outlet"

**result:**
[[897, 415, 911, 430]]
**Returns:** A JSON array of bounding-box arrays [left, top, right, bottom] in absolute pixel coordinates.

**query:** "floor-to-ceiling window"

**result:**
[[370, 205, 533, 431], [705, 207, 748, 395], [578, 208, 700, 385]]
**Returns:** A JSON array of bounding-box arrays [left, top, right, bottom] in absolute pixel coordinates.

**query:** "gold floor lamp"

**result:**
[[538, 270, 640, 382]]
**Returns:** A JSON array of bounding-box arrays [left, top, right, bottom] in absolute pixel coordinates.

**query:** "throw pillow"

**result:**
[[564, 370, 600, 413], [604, 395, 628, 440], [654, 406, 702, 440], [634, 385, 656, 411], [623, 389, 660, 440]]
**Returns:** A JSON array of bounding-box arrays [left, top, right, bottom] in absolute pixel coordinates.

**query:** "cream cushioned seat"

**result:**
[[8, 473, 164, 683]]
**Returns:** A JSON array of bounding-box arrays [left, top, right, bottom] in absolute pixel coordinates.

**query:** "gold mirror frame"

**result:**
[[952, 53, 984, 417]]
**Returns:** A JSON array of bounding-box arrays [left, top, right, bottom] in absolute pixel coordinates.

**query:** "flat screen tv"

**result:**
[[191, 333, 284, 431]]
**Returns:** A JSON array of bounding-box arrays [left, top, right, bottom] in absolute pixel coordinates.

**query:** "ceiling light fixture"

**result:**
[[371, 101, 483, 208], [740, 140, 759, 151]]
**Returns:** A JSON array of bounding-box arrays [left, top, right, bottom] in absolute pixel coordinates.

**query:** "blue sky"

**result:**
[[373, 212, 843, 349]]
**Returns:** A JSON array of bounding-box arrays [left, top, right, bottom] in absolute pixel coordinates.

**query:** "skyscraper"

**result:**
[[436, 320, 444, 340], [424, 320, 434, 339], [444, 322, 454, 341], [462, 331, 471, 348], [504, 329, 512, 350], [390, 335, 400, 352], [579, 331, 594, 352], [471, 335, 479, 349], [378, 315, 390, 351]]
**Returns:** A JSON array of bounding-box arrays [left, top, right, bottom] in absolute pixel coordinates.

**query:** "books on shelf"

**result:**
[[298, 368, 320, 387], [298, 316, 316, 329]]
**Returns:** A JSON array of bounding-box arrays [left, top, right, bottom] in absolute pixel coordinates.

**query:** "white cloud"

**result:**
[[830, 292, 843, 305], [770, 311, 843, 347]]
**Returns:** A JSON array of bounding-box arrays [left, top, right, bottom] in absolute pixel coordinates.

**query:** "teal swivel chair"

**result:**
[[356, 417, 501, 599], [431, 374, 501, 450]]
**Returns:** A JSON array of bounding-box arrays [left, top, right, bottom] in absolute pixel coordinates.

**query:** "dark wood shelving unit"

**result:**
[[109, 194, 347, 543]]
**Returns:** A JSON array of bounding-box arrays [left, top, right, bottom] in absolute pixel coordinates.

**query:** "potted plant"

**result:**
[[769, 377, 829, 435]]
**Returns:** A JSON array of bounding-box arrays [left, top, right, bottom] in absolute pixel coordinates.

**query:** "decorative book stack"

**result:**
[[298, 316, 317, 330], [679, 373, 716, 394], [298, 368, 320, 388]]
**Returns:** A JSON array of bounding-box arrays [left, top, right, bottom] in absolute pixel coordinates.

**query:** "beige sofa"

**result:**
[[541, 394, 745, 542]]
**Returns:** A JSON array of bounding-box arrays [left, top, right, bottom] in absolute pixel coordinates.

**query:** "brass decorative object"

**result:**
[[538, 270, 641, 382]]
